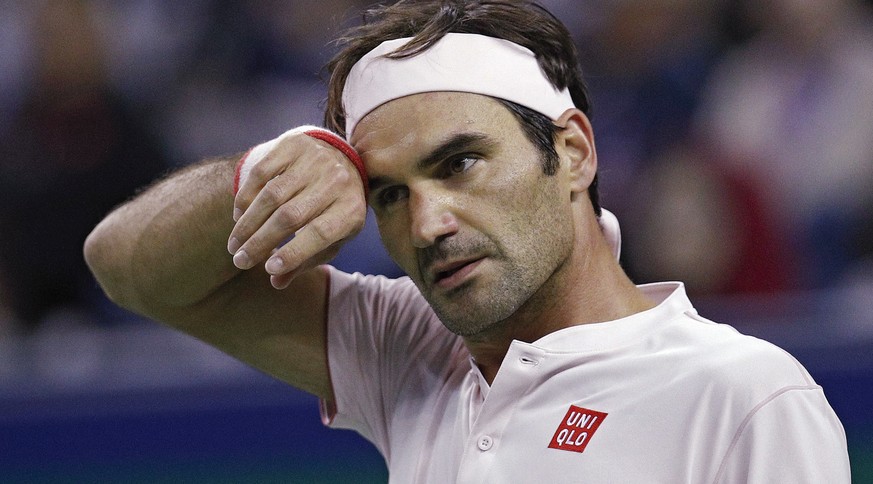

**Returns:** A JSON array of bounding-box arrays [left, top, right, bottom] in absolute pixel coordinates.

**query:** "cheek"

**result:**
[[509, 178, 573, 247]]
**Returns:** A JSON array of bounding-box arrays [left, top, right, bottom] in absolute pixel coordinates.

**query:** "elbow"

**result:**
[[82, 224, 109, 289], [83, 220, 140, 312]]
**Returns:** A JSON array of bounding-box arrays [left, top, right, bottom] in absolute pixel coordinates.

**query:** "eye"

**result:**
[[446, 155, 479, 175], [376, 185, 408, 208]]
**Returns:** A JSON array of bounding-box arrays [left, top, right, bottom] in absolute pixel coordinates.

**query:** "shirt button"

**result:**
[[478, 435, 494, 451]]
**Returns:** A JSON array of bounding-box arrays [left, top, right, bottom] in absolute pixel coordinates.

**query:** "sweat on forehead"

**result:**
[[342, 33, 575, 140]]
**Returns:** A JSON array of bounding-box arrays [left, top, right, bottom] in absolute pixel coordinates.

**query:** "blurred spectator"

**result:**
[[696, 0, 873, 289], [158, 0, 372, 163], [572, 0, 729, 213], [0, 2, 34, 135], [557, 0, 799, 296], [0, 0, 169, 331], [90, 0, 213, 110], [621, 141, 797, 297]]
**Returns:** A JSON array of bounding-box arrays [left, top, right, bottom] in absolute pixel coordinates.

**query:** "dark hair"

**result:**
[[324, 0, 600, 215]]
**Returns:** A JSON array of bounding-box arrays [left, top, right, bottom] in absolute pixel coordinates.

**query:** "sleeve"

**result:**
[[714, 386, 851, 483], [318, 266, 460, 457]]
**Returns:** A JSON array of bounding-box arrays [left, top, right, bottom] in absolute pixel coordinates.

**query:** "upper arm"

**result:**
[[84, 157, 335, 399], [714, 387, 850, 483], [157, 265, 334, 399]]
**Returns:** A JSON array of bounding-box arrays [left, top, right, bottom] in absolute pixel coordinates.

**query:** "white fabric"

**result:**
[[321, 268, 850, 483], [598, 208, 621, 260], [342, 33, 575, 138]]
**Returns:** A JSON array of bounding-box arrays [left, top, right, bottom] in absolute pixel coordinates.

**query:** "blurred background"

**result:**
[[0, 0, 871, 481]]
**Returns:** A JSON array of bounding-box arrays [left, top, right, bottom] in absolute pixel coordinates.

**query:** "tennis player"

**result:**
[[85, 1, 850, 481]]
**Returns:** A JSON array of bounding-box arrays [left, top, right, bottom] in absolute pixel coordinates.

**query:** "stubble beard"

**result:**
[[430, 260, 534, 337], [414, 233, 531, 337], [423, 218, 573, 339]]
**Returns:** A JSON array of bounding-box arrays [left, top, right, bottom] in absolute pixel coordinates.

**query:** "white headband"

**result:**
[[342, 33, 575, 139]]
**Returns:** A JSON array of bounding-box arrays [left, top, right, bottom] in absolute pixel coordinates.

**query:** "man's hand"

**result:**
[[228, 131, 367, 289]]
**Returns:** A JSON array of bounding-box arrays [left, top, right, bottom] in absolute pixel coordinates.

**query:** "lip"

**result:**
[[431, 257, 485, 290]]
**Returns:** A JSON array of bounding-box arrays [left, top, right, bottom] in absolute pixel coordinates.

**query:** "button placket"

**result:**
[[518, 354, 540, 366], [458, 343, 546, 481]]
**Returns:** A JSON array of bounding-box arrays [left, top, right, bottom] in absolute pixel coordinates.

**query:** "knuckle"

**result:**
[[350, 210, 367, 234], [350, 196, 367, 217], [276, 203, 307, 230], [321, 160, 350, 187], [234, 194, 252, 213], [339, 194, 367, 222], [232, 220, 252, 238], [329, 164, 352, 185], [352, 216, 365, 234], [241, 236, 266, 258], [310, 216, 340, 242], [260, 181, 284, 206], [277, 134, 299, 149], [279, 241, 306, 266], [301, 140, 328, 160], [344, 203, 366, 231], [249, 160, 272, 181]]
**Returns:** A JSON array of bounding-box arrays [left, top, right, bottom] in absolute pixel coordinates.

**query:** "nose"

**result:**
[[409, 189, 459, 248]]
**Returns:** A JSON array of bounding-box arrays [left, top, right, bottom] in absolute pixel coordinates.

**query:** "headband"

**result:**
[[342, 33, 575, 138]]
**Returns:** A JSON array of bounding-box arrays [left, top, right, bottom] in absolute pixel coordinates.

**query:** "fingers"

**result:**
[[269, 242, 343, 290], [232, 171, 360, 270], [263, 203, 361, 276], [227, 133, 366, 283], [233, 138, 304, 222], [262, 200, 365, 291], [228, 164, 314, 267]]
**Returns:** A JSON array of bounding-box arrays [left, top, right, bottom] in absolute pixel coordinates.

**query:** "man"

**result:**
[[85, 1, 850, 482]]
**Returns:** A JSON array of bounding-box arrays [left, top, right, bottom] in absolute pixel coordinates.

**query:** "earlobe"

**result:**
[[555, 109, 597, 193]]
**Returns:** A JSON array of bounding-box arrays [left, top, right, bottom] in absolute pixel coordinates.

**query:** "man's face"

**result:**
[[351, 92, 577, 337]]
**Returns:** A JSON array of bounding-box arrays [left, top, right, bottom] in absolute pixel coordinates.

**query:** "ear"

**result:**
[[554, 108, 597, 194]]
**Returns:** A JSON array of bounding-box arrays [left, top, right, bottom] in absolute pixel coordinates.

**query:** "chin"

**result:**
[[433, 299, 517, 338]]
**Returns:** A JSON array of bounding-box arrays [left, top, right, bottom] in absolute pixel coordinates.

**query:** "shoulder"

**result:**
[[632, 283, 815, 392], [327, 267, 431, 322], [324, 266, 456, 351], [327, 266, 421, 301], [664, 310, 819, 401], [690, 315, 851, 481]]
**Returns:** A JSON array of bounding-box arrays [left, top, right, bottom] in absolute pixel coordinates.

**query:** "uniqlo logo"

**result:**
[[548, 405, 607, 453]]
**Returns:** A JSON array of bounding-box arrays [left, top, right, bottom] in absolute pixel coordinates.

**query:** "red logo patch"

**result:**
[[548, 405, 607, 453]]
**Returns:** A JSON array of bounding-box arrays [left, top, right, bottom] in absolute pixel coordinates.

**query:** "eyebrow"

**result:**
[[368, 132, 493, 195]]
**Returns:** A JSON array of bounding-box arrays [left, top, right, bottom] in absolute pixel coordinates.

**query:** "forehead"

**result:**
[[350, 92, 516, 168]]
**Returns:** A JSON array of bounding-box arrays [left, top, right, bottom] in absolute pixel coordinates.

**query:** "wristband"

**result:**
[[233, 125, 368, 198]]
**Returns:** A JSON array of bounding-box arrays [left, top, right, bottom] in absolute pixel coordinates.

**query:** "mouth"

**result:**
[[430, 257, 485, 289]]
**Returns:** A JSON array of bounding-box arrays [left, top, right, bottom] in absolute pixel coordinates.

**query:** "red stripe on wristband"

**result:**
[[233, 148, 253, 195], [304, 130, 369, 199], [232, 128, 368, 198]]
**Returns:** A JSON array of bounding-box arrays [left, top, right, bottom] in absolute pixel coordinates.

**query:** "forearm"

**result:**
[[84, 129, 365, 398], [84, 155, 242, 318]]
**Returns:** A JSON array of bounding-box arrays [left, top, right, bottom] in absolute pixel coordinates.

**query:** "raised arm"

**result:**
[[83, 133, 367, 398]]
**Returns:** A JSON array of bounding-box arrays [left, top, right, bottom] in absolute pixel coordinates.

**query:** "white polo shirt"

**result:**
[[320, 267, 850, 483]]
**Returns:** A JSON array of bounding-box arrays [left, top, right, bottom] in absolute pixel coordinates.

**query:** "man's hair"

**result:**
[[324, 0, 600, 215]]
